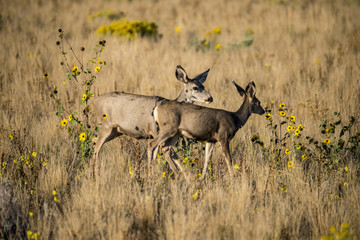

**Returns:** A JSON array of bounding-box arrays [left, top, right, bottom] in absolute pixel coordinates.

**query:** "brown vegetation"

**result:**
[[0, 0, 359, 239]]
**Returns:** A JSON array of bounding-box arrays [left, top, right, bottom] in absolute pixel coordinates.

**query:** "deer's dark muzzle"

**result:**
[[258, 108, 265, 115], [206, 96, 213, 103]]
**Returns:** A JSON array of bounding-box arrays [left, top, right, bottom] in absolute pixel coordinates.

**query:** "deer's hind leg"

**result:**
[[221, 141, 233, 177], [162, 134, 184, 175]]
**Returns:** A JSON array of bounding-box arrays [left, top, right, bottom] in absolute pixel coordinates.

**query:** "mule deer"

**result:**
[[92, 65, 213, 174], [148, 81, 264, 180]]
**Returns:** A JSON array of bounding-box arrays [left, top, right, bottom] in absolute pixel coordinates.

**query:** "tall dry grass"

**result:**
[[0, 0, 360, 239]]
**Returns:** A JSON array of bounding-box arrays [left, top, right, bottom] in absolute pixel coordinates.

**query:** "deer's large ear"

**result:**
[[232, 81, 245, 97], [245, 81, 256, 98], [192, 68, 210, 84], [175, 65, 189, 83]]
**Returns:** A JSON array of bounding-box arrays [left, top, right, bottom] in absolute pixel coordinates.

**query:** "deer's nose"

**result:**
[[259, 108, 265, 115], [207, 96, 213, 103]]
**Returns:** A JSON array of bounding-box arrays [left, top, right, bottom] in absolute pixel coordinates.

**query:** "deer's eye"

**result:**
[[193, 87, 199, 91]]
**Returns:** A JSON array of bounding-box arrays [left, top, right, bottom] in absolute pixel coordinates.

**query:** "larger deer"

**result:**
[[92, 65, 213, 174], [148, 81, 264, 180]]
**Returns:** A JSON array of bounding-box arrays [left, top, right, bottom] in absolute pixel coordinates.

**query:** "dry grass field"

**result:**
[[1, 0, 360, 239]]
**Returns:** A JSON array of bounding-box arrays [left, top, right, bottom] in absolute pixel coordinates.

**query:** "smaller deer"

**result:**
[[148, 81, 265, 179]]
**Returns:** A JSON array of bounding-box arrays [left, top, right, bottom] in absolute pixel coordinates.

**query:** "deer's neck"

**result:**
[[174, 90, 193, 103], [234, 99, 252, 129]]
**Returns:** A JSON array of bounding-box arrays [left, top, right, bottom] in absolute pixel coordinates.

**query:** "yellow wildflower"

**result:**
[[54, 196, 59, 202], [162, 172, 166, 178], [344, 182, 348, 187], [68, 114, 73, 121], [25, 179, 28, 185], [79, 132, 86, 142], [156, 154, 161, 163], [341, 223, 350, 230], [175, 27, 181, 33], [31, 189, 34, 195], [302, 154, 308, 160], [234, 164, 239, 169], [330, 226, 336, 233], [29, 211, 33, 216], [295, 129, 300, 136], [81, 94, 87, 101], [298, 124, 303, 131], [212, 27, 221, 34], [289, 115, 295, 122], [32, 152, 37, 157], [52, 190, 57, 196], [251, 135, 260, 142], [103, 114, 108, 120], [192, 191, 199, 200], [246, 27, 254, 34], [33, 233, 39, 239], [344, 166, 349, 172], [43, 73, 49, 78], [315, 58, 320, 63], [10, 133, 13, 140], [280, 111, 286, 117], [27, 231, 33, 239], [285, 149, 291, 155], [265, 113, 272, 120], [215, 43, 221, 51], [287, 161, 293, 168], [203, 40, 209, 46], [323, 138, 331, 144], [72, 65, 79, 72], [279, 103, 285, 108], [129, 167, 134, 175], [95, 66, 101, 72], [61, 119, 68, 127], [287, 125, 295, 132]]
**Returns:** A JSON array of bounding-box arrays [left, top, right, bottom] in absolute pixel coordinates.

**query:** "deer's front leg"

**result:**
[[201, 142, 214, 180], [148, 129, 177, 164], [162, 135, 182, 176]]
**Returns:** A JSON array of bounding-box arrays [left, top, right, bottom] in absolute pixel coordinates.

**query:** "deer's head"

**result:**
[[233, 81, 265, 115], [176, 65, 213, 104]]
